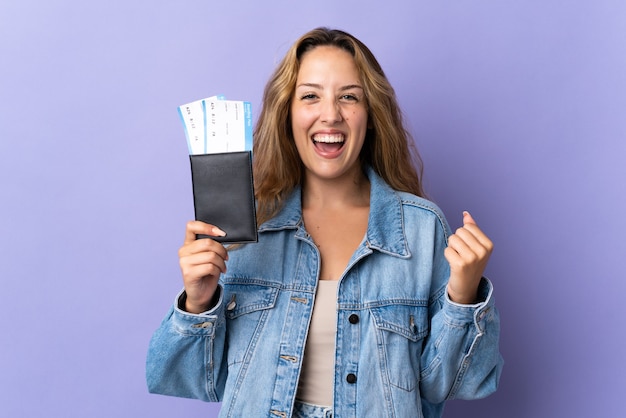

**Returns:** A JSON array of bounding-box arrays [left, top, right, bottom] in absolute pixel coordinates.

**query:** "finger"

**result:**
[[182, 253, 228, 277], [444, 245, 463, 267], [447, 232, 480, 262], [452, 230, 493, 265], [463, 211, 476, 226], [179, 236, 229, 261], [460, 213, 494, 252], [184, 221, 226, 245], [183, 263, 224, 282], [182, 248, 228, 271], [458, 224, 494, 255], [180, 249, 228, 284], [444, 244, 481, 280]]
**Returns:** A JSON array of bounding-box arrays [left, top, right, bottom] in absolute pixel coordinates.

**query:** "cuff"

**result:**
[[443, 277, 496, 332], [170, 286, 225, 336]]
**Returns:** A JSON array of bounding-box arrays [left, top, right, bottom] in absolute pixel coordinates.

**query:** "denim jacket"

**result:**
[[146, 167, 503, 418]]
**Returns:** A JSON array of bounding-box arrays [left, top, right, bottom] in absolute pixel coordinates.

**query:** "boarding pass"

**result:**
[[178, 95, 253, 155]]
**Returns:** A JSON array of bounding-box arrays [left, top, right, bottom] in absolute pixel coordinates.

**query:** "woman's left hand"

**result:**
[[444, 211, 494, 304]]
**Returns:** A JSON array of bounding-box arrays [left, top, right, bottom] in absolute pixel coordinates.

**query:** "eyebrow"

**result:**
[[296, 82, 364, 91]]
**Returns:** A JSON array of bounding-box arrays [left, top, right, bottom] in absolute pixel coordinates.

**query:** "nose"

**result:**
[[320, 98, 343, 124]]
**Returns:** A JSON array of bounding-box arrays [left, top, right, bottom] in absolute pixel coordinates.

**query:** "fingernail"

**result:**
[[212, 227, 226, 237]]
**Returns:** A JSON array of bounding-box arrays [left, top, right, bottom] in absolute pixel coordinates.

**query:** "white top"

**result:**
[[296, 280, 338, 406]]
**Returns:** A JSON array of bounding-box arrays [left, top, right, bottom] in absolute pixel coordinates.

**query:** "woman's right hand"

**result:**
[[178, 221, 229, 313]]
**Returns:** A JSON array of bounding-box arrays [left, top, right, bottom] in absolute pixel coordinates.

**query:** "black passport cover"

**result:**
[[189, 151, 258, 243]]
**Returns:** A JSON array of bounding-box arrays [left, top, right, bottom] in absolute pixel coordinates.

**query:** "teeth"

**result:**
[[313, 133, 344, 143]]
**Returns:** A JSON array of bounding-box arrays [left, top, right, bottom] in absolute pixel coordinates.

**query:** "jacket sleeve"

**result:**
[[146, 287, 228, 402], [419, 217, 504, 403]]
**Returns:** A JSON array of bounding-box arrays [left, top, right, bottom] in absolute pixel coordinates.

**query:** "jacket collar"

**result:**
[[259, 166, 410, 258]]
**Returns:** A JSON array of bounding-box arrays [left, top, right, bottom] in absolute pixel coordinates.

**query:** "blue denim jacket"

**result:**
[[146, 167, 503, 418]]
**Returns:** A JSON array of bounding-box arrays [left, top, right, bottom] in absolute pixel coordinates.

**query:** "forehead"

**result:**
[[296, 46, 360, 82]]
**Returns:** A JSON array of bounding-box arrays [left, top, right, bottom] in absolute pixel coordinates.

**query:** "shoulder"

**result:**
[[367, 167, 451, 238], [396, 191, 446, 219], [396, 191, 452, 237]]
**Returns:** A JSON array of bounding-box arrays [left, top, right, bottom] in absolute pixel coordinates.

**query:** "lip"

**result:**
[[311, 129, 346, 138], [311, 130, 346, 159]]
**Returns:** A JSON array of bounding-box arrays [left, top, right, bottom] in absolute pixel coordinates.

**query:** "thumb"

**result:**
[[463, 210, 476, 226]]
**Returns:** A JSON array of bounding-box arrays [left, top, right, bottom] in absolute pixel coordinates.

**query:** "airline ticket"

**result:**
[[178, 95, 252, 155]]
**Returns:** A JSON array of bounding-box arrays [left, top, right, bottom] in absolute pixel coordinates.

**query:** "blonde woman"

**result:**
[[147, 27, 503, 418]]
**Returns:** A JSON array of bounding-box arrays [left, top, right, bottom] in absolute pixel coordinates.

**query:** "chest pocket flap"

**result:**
[[223, 283, 279, 319], [370, 303, 429, 341]]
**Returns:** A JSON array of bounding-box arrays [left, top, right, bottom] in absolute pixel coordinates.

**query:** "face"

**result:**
[[290, 45, 369, 183]]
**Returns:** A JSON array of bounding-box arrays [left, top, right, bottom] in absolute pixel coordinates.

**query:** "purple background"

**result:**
[[1, 1, 625, 417]]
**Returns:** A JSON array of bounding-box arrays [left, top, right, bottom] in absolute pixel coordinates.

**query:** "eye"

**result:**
[[340, 93, 359, 102], [300, 93, 318, 100]]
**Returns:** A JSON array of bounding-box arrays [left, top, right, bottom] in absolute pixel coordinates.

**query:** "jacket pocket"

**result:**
[[370, 303, 429, 392], [222, 283, 279, 366], [224, 283, 279, 319]]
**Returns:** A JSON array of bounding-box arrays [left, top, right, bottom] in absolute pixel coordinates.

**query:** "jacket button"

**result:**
[[348, 314, 359, 324], [346, 373, 357, 384]]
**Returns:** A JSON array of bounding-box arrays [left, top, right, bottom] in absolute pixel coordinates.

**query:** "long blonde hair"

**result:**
[[253, 27, 425, 226]]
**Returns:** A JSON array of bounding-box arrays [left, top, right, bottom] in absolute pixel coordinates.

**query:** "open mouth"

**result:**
[[312, 133, 345, 153]]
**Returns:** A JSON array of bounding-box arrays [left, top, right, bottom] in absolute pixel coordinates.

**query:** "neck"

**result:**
[[302, 167, 370, 210]]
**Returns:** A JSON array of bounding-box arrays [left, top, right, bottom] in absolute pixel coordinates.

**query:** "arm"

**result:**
[[421, 278, 503, 401], [420, 212, 503, 402], [146, 221, 230, 400], [146, 288, 228, 401]]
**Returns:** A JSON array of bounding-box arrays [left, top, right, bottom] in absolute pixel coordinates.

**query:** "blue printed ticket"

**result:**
[[178, 95, 252, 155]]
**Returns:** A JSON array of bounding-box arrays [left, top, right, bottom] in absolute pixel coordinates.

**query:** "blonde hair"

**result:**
[[253, 27, 424, 226]]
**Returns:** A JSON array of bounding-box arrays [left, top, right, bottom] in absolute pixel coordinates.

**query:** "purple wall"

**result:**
[[1, 1, 624, 417]]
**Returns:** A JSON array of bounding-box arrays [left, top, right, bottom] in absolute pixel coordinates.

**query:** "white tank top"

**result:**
[[296, 280, 338, 406]]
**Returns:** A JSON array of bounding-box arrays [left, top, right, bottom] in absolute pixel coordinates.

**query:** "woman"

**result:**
[[147, 27, 503, 418]]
